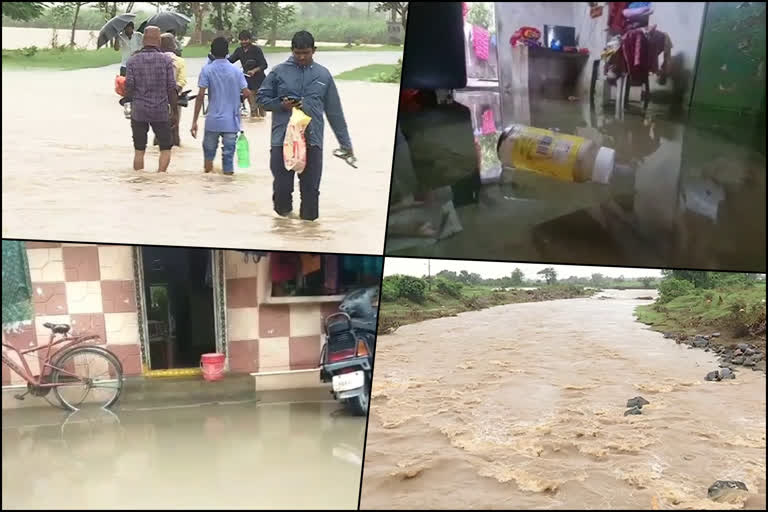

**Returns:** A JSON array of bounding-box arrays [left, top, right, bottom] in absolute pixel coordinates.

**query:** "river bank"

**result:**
[[635, 284, 766, 372], [378, 285, 595, 333]]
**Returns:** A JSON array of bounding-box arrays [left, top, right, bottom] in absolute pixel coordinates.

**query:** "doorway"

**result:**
[[138, 247, 217, 370]]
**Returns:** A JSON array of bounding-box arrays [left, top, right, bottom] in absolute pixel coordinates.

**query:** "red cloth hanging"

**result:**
[[608, 2, 629, 35]]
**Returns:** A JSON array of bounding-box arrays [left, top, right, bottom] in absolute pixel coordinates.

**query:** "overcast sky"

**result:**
[[384, 258, 663, 280]]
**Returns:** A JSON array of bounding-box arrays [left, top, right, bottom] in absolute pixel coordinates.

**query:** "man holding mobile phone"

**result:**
[[257, 30, 353, 222]]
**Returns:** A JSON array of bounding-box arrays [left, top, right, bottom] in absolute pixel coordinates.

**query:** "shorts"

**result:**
[[131, 120, 172, 151]]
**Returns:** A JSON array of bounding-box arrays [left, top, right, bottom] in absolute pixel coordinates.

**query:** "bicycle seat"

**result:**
[[43, 322, 71, 335]]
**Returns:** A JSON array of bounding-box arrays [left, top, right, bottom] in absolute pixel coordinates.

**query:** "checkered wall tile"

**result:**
[[2, 243, 143, 384], [223, 251, 343, 374]]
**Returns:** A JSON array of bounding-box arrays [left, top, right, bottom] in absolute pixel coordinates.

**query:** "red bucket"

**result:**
[[200, 353, 226, 382]]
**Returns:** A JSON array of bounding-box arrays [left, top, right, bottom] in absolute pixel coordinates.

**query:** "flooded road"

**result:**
[[360, 290, 766, 509], [2, 52, 399, 253], [2, 399, 365, 509]]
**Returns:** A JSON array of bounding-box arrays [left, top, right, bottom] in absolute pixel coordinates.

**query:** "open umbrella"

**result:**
[[137, 12, 191, 34], [97, 13, 137, 49]]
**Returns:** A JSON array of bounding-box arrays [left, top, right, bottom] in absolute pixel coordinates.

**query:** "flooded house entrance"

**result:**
[[135, 247, 225, 374]]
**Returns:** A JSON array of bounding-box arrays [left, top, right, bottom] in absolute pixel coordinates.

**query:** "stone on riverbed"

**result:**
[[692, 337, 709, 348], [626, 396, 650, 408], [719, 368, 735, 380], [711, 332, 721, 337], [624, 406, 642, 416], [737, 343, 750, 351], [708, 480, 749, 503], [705, 371, 722, 381], [731, 356, 746, 365]]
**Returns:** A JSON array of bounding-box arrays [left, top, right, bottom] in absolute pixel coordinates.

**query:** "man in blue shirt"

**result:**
[[257, 31, 353, 221], [190, 37, 250, 175]]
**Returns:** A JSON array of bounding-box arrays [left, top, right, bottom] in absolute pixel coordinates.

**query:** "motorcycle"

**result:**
[[320, 288, 378, 416]]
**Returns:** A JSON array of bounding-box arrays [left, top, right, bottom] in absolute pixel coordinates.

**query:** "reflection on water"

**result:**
[[1, 53, 400, 253], [360, 290, 767, 510], [2, 399, 365, 509], [386, 93, 766, 271]]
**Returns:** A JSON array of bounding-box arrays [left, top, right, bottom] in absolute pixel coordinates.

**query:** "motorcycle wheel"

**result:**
[[344, 375, 370, 416]]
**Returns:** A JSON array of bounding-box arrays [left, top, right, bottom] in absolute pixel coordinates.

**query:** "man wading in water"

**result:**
[[125, 26, 177, 172], [257, 30, 353, 221]]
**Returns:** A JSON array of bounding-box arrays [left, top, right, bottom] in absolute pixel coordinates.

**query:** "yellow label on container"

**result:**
[[507, 126, 586, 181]]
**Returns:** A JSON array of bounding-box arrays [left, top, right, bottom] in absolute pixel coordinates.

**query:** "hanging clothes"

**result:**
[[271, 253, 298, 283], [473, 25, 490, 61], [300, 254, 322, 275], [2, 241, 33, 328], [608, 2, 629, 35], [621, 27, 650, 80], [323, 255, 339, 293]]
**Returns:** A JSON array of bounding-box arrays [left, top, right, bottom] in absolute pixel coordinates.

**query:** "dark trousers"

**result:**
[[270, 145, 323, 221]]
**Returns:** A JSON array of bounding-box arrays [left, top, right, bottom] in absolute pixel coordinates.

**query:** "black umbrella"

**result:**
[[97, 13, 137, 49], [137, 12, 191, 34]]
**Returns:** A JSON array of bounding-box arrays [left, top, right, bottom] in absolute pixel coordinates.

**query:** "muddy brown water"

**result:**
[[2, 52, 399, 253], [360, 290, 766, 510], [2, 399, 365, 509]]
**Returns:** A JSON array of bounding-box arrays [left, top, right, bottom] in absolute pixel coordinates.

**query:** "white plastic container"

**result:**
[[497, 124, 616, 184]]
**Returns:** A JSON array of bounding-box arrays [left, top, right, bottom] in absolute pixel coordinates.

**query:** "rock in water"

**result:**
[[737, 343, 750, 351], [624, 406, 642, 416], [743, 356, 756, 367], [731, 356, 746, 365], [711, 332, 721, 337], [708, 480, 749, 503], [719, 368, 735, 379], [626, 396, 650, 408], [705, 370, 722, 381]]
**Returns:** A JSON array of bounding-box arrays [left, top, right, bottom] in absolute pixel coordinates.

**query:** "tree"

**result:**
[[68, 2, 90, 46], [239, 2, 269, 38], [96, 1, 136, 21], [174, 2, 212, 44], [640, 277, 654, 288], [660, 270, 712, 289], [510, 268, 524, 287], [263, 2, 295, 47], [375, 1, 408, 29], [467, 2, 491, 30], [208, 1, 235, 34], [590, 273, 605, 287], [2, 2, 46, 21], [537, 267, 557, 285]]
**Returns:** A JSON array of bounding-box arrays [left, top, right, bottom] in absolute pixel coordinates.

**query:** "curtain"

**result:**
[[2, 241, 33, 328]]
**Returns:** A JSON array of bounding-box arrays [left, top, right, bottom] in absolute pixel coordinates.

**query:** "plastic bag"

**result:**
[[283, 107, 312, 173], [115, 75, 127, 97]]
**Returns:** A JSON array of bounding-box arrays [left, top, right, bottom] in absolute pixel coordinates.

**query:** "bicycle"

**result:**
[[1, 322, 124, 411]]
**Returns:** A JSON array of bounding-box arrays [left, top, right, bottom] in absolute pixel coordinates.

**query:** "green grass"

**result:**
[[2, 46, 121, 70], [2, 44, 402, 70], [379, 284, 594, 333], [335, 63, 397, 81], [635, 283, 766, 341]]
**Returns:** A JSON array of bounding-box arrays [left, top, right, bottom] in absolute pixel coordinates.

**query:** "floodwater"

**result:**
[[387, 92, 766, 272], [360, 290, 767, 510], [1, 51, 400, 253], [2, 398, 365, 509]]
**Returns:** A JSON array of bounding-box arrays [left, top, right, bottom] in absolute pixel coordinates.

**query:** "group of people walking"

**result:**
[[119, 25, 354, 222]]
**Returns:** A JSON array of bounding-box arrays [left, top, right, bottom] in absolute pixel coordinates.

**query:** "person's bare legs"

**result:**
[[158, 150, 171, 173], [204, 160, 213, 173], [134, 150, 145, 171]]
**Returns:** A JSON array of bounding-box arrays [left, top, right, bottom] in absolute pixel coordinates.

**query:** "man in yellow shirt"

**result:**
[[160, 33, 186, 146]]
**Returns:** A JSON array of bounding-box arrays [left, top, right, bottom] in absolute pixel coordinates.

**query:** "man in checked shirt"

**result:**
[[125, 26, 178, 172]]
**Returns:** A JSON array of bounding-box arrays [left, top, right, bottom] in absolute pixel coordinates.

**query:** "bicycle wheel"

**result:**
[[51, 347, 124, 411]]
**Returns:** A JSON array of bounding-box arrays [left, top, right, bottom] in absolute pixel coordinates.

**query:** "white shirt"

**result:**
[[118, 32, 144, 67]]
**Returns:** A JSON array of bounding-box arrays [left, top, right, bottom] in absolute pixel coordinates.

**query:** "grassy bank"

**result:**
[[335, 63, 398, 82], [2, 44, 402, 70], [379, 284, 594, 333], [635, 283, 766, 350]]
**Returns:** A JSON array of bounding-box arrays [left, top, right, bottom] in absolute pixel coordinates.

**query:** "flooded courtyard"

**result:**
[[1, 51, 400, 253], [360, 290, 766, 509], [2, 397, 365, 509]]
